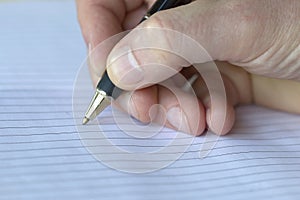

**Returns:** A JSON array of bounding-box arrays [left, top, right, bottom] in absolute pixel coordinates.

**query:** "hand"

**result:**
[[76, 0, 300, 135]]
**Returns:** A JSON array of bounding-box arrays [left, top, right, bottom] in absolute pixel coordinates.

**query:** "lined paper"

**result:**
[[1, 1, 300, 200]]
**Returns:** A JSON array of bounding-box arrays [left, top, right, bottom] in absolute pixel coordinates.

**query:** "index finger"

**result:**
[[76, 0, 147, 47], [76, 0, 148, 84]]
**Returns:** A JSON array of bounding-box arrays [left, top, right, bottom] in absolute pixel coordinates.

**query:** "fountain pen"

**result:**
[[82, 0, 191, 125]]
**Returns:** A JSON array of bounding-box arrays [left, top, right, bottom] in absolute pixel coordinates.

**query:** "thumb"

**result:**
[[106, 0, 279, 90], [106, 1, 216, 91]]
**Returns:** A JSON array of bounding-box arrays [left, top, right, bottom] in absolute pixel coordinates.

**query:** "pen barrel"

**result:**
[[97, 71, 122, 99], [143, 0, 192, 21]]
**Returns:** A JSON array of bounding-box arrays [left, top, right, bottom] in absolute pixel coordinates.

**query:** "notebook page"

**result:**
[[1, 1, 300, 200]]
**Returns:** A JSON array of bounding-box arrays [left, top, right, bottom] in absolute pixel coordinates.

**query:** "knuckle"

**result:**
[[209, 0, 265, 60], [218, 0, 261, 31]]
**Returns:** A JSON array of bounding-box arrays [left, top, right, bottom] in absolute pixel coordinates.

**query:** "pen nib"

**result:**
[[82, 117, 89, 125]]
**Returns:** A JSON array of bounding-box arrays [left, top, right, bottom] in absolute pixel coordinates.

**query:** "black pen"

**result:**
[[82, 0, 191, 125]]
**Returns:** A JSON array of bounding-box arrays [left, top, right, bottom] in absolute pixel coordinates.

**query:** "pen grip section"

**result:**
[[97, 71, 122, 99], [145, 0, 192, 17]]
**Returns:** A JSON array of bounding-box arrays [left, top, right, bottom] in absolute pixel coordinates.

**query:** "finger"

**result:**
[[115, 61, 251, 135], [157, 85, 206, 136], [77, 0, 152, 86], [122, 6, 148, 30], [200, 77, 236, 136], [191, 66, 238, 135], [77, 0, 122, 47], [180, 62, 252, 105], [115, 82, 206, 136], [113, 86, 158, 123], [76, 0, 148, 46], [77, 0, 123, 85], [123, 0, 157, 29]]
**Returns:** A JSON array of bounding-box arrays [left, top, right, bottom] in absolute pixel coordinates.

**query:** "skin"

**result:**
[[76, 0, 300, 135]]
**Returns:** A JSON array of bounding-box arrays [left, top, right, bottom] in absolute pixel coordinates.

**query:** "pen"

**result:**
[[82, 0, 191, 125]]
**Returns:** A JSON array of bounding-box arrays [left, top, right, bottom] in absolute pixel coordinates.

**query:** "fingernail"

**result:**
[[109, 46, 144, 86], [206, 108, 212, 128], [87, 43, 95, 71], [167, 106, 191, 133], [88, 43, 104, 78], [87, 43, 92, 66], [87, 43, 94, 66]]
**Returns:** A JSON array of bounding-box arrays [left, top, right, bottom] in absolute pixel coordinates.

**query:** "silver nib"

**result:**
[[82, 89, 111, 125], [82, 117, 89, 125]]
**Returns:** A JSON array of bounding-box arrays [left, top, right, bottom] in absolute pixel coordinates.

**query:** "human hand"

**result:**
[[77, 0, 300, 135]]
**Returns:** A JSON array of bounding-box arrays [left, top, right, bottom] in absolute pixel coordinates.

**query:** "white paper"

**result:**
[[1, 1, 300, 200]]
